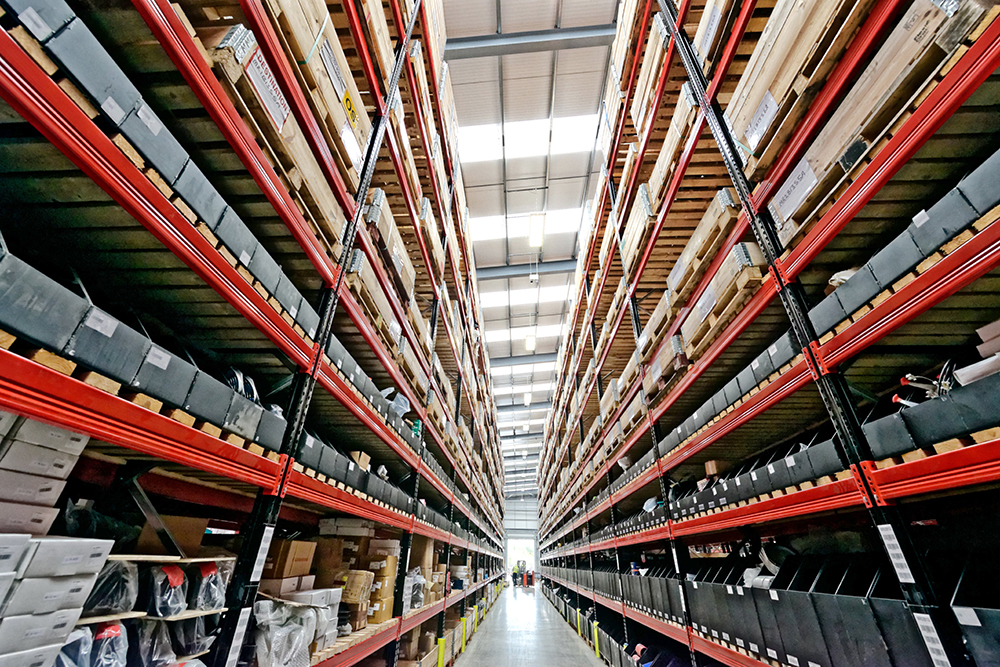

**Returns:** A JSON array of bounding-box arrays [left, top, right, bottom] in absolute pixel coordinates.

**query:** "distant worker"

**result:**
[[511, 563, 519, 587]]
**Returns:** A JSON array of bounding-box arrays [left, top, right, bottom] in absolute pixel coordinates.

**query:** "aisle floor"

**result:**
[[454, 584, 606, 666]]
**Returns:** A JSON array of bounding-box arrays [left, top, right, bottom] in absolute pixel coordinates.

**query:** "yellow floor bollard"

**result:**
[[474, 607, 478, 632], [437, 637, 445, 667], [593, 621, 600, 658], [576, 609, 582, 636], [461, 617, 467, 652]]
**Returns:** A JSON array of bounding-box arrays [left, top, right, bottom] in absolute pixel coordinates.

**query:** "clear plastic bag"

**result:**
[[169, 616, 217, 655], [141, 565, 188, 617], [92, 622, 128, 667], [127, 619, 176, 667], [169, 660, 207, 667], [406, 567, 426, 611], [287, 606, 316, 644], [186, 562, 225, 611], [254, 599, 309, 667], [85, 560, 139, 616], [57, 627, 93, 667]]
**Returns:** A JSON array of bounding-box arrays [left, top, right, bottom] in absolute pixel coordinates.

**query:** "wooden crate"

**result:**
[[692, 0, 740, 77], [642, 336, 684, 400], [346, 253, 403, 352], [621, 183, 656, 277], [667, 188, 740, 307], [422, 0, 448, 80], [648, 86, 698, 207], [205, 24, 347, 256], [609, 0, 643, 107], [408, 41, 437, 140], [630, 13, 670, 138], [431, 134, 452, 217], [389, 93, 423, 201], [261, 0, 371, 192], [618, 142, 640, 196], [398, 339, 429, 402], [419, 198, 446, 277], [607, 276, 628, 326], [359, 0, 394, 86], [726, 0, 876, 178], [598, 212, 617, 269], [681, 243, 766, 359], [600, 378, 620, 423], [367, 188, 416, 302], [638, 290, 676, 360], [770, 0, 994, 247], [620, 350, 641, 391], [407, 298, 433, 359], [621, 391, 647, 435]]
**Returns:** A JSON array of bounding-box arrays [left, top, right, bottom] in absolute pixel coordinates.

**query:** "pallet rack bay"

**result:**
[[0, 0, 504, 664], [538, 1, 1000, 666]]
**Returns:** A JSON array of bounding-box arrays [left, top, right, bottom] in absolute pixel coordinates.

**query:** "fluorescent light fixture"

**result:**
[[469, 208, 584, 242], [458, 115, 598, 164], [523, 423, 530, 432], [523, 392, 531, 406], [485, 325, 565, 345], [525, 334, 536, 351], [529, 213, 545, 248]]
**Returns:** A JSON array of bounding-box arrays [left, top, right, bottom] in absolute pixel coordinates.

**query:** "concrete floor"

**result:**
[[454, 585, 606, 666]]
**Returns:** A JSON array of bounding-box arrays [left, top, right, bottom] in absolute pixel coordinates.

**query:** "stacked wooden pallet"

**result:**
[[619, 391, 647, 436], [419, 198, 446, 277], [358, 0, 394, 85], [407, 299, 433, 359], [648, 85, 699, 208], [769, 0, 996, 249], [637, 291, 677, 361], [262, 0, 371, 192], [726, 0, 876, 179], [206, 24, 348, 257], [398, 339, 429, 402], [666, 188, 741, 308], [631, 13, 670, 139], [366, 188, 416, 303], [692, 0, 739, 77], [600, 378, 620, 423], [389, 91, 423, 201], [619, 351, 641, 393], [346, 253, 404, 353], [421, 0, 448, 81], [642, 336, 684, 401], [603, 0, 644, 149], [680, 243, 767, 359], [620, 183, 657, 277]]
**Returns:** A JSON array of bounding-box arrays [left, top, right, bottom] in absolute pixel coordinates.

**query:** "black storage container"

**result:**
[[254, 408, 287, 452], [951, 555, 1000, 666], [130, 345, 198, 408], [869, 569, 934, 667], [0, 254, 90, 351], [770, 559, 832, 667], [172, 160, 227, 228], [3, 0, 75, 41], [119, 103, 189, 185], [223, 392, 263, 440], [64, 308, 150, 385], [183, 371, 235, 427]]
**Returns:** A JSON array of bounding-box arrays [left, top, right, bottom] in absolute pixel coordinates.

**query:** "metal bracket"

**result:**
[[806, 341, 833, 379], [858, 460, 891, 507], [849, 464, 874, 508], [120, 463, 187, 557]]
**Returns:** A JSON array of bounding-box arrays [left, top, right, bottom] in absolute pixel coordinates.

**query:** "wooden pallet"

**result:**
[[638, 291, 677, 360], [667, 188, 740, 308], [347, 254, 402, 353], [630, 11, 669, 138], [686, 267, 764, 360]]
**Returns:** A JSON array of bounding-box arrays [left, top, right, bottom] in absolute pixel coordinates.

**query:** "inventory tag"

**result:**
[[146, 347, 171, 370], [245, 48, 290, 131], [913, 613, 950, 667], [137, 103, 162, 136], [954, 607, 981, 627], [101, 97, 126, 125], [226, 607, 253, 667], [84, 310, 118, 338], [878, 524, 915, 583], [788, 656, 800, 666], [699, 4, 722, 59], [19, 8, 51, 40], [746, 91, 778, 150], [251, 525, 274, 582], [772, 157, 818, 222]]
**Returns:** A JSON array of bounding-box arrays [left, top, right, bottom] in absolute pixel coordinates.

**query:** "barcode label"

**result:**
[[84, 310, 118, 337], [251, 525, 274, 582], [745, 90, 778, 150], [878, 524, 915, 583], [146, 347, 171, 370], [245, 48, 290, 131], [913, 613, 951, 667]]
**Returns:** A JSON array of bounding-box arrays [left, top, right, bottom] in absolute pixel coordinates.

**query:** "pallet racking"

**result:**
[[0, 0, 504, 663], [538, 1, 1000, 665]]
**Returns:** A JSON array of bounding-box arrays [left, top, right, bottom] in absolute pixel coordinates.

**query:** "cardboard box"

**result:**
[[367, 599, 393, 624], [286, 588, 330, 606], [298, 574, 315, 590], [369, 539, 401, 557], [9, 421, 89, 456], [363, 555, 398, 579], [0, 503, 58, 536], [311, 537, 344, 584], [262, 540, 316, 579], [348, 451, 371, 470], [0, 643, 61, 667], [136, 516, 209, 556], [0, 536, 29, 574], [258, 577, 299, 597], [346, 601, 368, 631], [0, 442, 78, 480], [343, 570, 374, 604], [20, 538, 112, 577], [0, 471, 66, 507], [0, 608, 82, 652], [370, 575, 394, 600], [3, 574, 97, 616]]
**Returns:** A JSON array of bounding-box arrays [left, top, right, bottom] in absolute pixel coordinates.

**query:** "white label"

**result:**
[[954, 606, 981, 627], [42, 591, 63, 602], [226, 607, 253, 667], [85, 310, 119, 337], [737, 587, 744, 596], [913, 613, 951, 667], [768, 464, 776, 474], [749, 642, 759, 653], [735, 477, 741, 486], [101, 97, 126, 125], [320, 40, 348, 100], [913, 210, 930, 228], [245, 48, 290, 131], [137, 104, 162, 136], [809, 663, 822, 667], [22, 628, 45, 640], [62, 554, 83, 565], [752, 359, 760, 370], [786, 456, 796, 467], [746, 91, 778, 150], [341, 121, 364, 171], [146, 347, 171, 370], [751, 471, 758, 481], [240, 250, 252, 265], [711, 630, 719, 638], [700, 5, 722, 58], [348, 462, 355, 471], [696, 286, 717, 323], [767, 648, 778, 660], [788, 656, 800, 666], [769, 589, 779, 601], [726, 585, 733, 595], [878, 524, 915, 583], [251, 525, 274, 582], [19, 7, 51, 40], [773, 157, 818, 221], [769, 343, 778, 356], [736, 638, 745, 648]]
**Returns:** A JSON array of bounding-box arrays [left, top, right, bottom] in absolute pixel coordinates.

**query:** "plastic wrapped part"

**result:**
[[92, 622, 128, 667], [406, 567, 426, 611], [85, 560, 139, 616], [140, 565, 188, 618], [254, 599, 309, 667], [169, 615, 217, 655], [57, 627, 93, 667], [186, 561, 225, 611], [126, 619, 175, 667]]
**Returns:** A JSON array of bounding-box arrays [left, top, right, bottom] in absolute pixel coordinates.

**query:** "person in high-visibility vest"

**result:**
[[511, 563, 519, 587]]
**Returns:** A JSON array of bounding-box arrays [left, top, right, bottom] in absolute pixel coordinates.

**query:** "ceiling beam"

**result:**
[[445, 24, 616, 60], [476, 259, 577, 280], [502, 431, 544, 440], [497, 401, 552, 414], [490, 353, 557, 368]]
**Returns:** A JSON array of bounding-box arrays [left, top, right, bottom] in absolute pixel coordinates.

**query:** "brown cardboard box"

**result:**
[[408, 535, 434, 571], [367, 598, 393, 624], [349, 450, 371, 470], [258, 577, 298, 597], [363, 555, 398, 579], [370, 575, 394, 600], [262, 540, 316, 579], [344, 570, 375, 604], [418, 632, 436, 655], [136, 516, 209, 556], [346, 601, 368, 630], [311, 537, 344, 587]]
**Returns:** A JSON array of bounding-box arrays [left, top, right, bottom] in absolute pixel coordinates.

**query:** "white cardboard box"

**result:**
[[0, 608, 82, 652], [0, 504, 58, 537], [0, 442, 78, 480], [286, 588, 329, 606], [0, 536, 29, 575], [0, 471, 65, 507], [19, 538, 113, 578], [298, 574, 315, 590], [0, 642, 61, 667], [3, 574, 98, 616], [10, 421, 89, 456]]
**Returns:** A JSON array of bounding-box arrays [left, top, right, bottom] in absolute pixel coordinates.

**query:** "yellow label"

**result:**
[[343, 91, 359, 129]]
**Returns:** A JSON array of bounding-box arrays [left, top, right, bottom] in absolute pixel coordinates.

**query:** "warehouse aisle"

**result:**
[[455, 585, 606, 666]]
